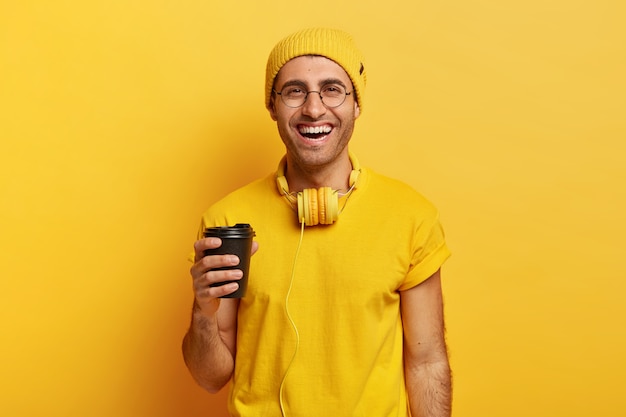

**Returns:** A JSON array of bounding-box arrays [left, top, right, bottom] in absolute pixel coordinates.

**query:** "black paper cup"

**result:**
[[203, 223, 255, 298]]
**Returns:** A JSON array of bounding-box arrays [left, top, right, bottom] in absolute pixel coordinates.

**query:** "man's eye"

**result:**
[[284, 87, 305, 96], [322, 85, 343, 96]]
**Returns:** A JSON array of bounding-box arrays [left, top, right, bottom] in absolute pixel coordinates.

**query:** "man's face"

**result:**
[[268, 55, 360, 172]]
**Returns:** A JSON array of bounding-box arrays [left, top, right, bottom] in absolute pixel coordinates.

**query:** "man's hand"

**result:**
[[190, 237, 259, 316]]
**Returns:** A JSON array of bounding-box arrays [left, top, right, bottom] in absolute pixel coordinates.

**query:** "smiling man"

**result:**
[[269, 55, 359, 192], [183, 28, 452, 417]]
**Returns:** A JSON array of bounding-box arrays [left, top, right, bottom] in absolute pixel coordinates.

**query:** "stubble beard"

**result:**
[[280, 116, 356, 173]]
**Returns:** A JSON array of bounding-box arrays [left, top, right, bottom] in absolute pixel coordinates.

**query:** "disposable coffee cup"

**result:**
[[203, 223, 255, 298]]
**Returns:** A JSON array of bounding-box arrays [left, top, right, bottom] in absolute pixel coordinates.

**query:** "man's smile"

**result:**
[[298, 124, 333, 140]]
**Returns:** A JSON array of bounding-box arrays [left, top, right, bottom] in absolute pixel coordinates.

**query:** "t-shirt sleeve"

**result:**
[[398, 211, 451, 291]]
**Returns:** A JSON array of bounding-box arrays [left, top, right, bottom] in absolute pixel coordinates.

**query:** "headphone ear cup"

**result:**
[[318, 188, 327, 225], [297, 191, 305, 224], [297, 189, 319, 226], [325, 187, 339, 224], [306, 189, 319, 226], [318, 187, 339, 225]]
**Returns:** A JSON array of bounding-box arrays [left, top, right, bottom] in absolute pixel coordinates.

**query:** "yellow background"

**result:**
[[1, 1, 624, 416]]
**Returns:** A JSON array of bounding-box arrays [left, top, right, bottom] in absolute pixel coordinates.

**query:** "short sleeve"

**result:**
[[398, 212, 451, 291]]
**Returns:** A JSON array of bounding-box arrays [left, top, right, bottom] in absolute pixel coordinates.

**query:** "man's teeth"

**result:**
[[299, 125, 332, 135]]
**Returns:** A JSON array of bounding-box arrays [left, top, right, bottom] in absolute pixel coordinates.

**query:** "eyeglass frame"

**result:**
[[272, 82, 353, 108]]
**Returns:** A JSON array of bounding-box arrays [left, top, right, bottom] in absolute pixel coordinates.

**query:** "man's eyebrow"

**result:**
[[319, 78, 348, 88], [278, 80, 307, 89], [277, 78, 348, 90]]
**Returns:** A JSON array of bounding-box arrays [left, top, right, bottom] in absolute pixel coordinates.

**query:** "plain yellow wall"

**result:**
[[1, 1, 624, 416]]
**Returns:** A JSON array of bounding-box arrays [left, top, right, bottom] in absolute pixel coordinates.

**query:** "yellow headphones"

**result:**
[[275, 153, 361, 226]]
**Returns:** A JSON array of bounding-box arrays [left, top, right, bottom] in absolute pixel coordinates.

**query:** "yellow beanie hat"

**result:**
[[265, 28, 367, 111]]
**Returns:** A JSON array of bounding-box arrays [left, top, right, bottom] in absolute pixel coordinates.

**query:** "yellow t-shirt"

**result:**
[[198, 165, 451, 417]]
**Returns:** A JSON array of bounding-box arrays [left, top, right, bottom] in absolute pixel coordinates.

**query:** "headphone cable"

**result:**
[[279, 219, 305, 416]]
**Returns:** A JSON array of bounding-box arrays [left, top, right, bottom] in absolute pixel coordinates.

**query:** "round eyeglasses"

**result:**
[[273, 84, 352, 108]]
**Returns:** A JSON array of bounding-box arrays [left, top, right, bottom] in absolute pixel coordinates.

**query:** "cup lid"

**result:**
[[204, 223, 255, 238]]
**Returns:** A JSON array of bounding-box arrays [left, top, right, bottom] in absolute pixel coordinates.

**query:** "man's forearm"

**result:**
[[405, 359, 452, 417], [182, 310, 235, 393]]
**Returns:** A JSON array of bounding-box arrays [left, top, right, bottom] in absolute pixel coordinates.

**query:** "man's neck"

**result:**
[[284, 154, 353, 192]]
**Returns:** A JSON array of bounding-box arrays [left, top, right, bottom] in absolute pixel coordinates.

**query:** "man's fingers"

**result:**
[[193, 237, 222, 261]]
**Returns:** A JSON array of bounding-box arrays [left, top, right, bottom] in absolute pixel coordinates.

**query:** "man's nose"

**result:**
[[301, 91, 327, 118]]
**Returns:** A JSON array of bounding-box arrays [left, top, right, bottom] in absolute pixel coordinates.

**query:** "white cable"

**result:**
[[279, 220, 305, 417]]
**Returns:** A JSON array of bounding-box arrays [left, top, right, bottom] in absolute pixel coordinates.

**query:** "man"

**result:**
[[183, 28, 452, 417]]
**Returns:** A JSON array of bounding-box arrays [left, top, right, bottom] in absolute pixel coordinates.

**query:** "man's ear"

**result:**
[[267, 96, 278, 121], [354, 101, 361, 119]]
